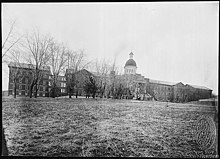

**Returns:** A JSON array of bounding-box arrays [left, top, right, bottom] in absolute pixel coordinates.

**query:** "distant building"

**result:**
[[7, 52, 213, 102], [121, 52, 212, 102], [65, 68, 94, 96], [48, 75, 67, 97], [2, 90, 8, 96], [8, 62, 50, 97]]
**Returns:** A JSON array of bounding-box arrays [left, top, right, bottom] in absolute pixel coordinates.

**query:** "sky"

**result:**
[[2, 2, 219, 94]]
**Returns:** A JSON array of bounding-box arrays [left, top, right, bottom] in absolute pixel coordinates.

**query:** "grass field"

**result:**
[[2, 97, 218, 157]]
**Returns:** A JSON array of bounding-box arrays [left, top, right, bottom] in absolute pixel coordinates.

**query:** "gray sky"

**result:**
[[2, 2, 219, 94]]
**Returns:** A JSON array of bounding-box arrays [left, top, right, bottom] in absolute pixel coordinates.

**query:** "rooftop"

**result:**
[[8, 62, 50, 71], [149, 79, 177, 86], [125, 59, 137, 67], [187, 84, 212, 90]]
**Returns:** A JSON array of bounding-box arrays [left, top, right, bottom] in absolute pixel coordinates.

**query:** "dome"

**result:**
[[125, 59, 137, 67]]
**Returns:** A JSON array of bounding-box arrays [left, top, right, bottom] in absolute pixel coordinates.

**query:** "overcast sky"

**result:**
[[2, 2, 219, 94]]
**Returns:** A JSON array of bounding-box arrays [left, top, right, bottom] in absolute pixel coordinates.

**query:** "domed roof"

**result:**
[[125, 59, 137, 67]]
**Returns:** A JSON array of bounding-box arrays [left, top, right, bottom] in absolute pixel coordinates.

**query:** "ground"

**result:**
[[2, 97, 218, 157]]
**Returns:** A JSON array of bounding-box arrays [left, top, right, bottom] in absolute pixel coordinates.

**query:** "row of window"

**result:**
[[10, 69, 49, 78], [49, 76, 66, 81], [9, 90, 46, 96], [155, 86, 172, 91], [48, 81, 66, 87], [9, 83, 47, 92], [125, 69, 135, 74], [61, 89, 66, 93], [11, 77, 48, 85]]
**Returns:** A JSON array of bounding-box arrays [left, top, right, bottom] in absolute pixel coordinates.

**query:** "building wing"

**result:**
[[149, 79, 177, 86], [187, 84, 212, 91]]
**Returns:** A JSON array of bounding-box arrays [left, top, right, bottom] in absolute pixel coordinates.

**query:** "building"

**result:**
[[65, 68, 95, 96], [8, 62, 50, 97], [7, 52, 212, 102], [48, 75, 67, 97], [121, 52, 212, 102], [124, 52, 137, 75], [2, 90, 8, 97]]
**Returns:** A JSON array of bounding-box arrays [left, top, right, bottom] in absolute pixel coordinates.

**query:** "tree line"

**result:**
[[2, 22, 133, 99]]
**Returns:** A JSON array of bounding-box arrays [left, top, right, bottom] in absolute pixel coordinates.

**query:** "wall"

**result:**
[[8, 66, 50, 97]]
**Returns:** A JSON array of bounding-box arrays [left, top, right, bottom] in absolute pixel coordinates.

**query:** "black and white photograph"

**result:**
[[2, 2, 218, 157]]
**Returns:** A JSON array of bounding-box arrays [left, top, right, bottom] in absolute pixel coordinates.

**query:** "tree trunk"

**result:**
[[52, 86, 55, 98], [29, 82, 35, 98], [92, 92, 95, 98], [2, 128, 8, 156], [13, 82, 16, 98], [76, 89, 78, 98], [29, 89, 32, 98], [53, 78, 56, 98], [69, 88, 72, 98], [34, 88, 38, 98]]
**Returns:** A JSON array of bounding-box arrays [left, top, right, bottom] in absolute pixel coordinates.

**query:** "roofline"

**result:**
[[8, 62, 50, 71], [185, 84, 212, 91]]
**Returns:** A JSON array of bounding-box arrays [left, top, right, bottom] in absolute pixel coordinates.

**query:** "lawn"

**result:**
[[2, 97, 218, 157]]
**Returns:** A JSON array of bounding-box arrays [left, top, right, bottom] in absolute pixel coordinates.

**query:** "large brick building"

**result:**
[[8, 62, 50, 97], [7, 52, 213, 102], [65, 68, 95, 96], [120, 52, 212, 102], [48, 75, 67, 97]]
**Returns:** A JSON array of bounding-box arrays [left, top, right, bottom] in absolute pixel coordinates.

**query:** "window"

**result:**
[[40, 86, 43, 91], [43, 80, 47, 85], [21, 91, 25, 95], [25, 78, 28, 84], [19, 85, 22, 90], [61, 89, 65, 93], [9, 83, 13, 89], [22, 85, 25, 90], [43, 87, 46, 91], [19, 78, 22, 83], [9, 90, 13, 95], [49, 81, 51, 86], [60, 82, 66, 87], [43, 93, 45, 97]]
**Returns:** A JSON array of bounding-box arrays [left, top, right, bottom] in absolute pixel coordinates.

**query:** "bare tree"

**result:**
[[2, 19, 23, 63], [83, 75, 98, 99], [93, 59, 111, 98], [2, 18, 23, 156], [49, 41, 68, 98], [65, 49, 90, 98], [109, 58, 119, 98], [7, 50, 24, 98], [23, 29, 52, 98]]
